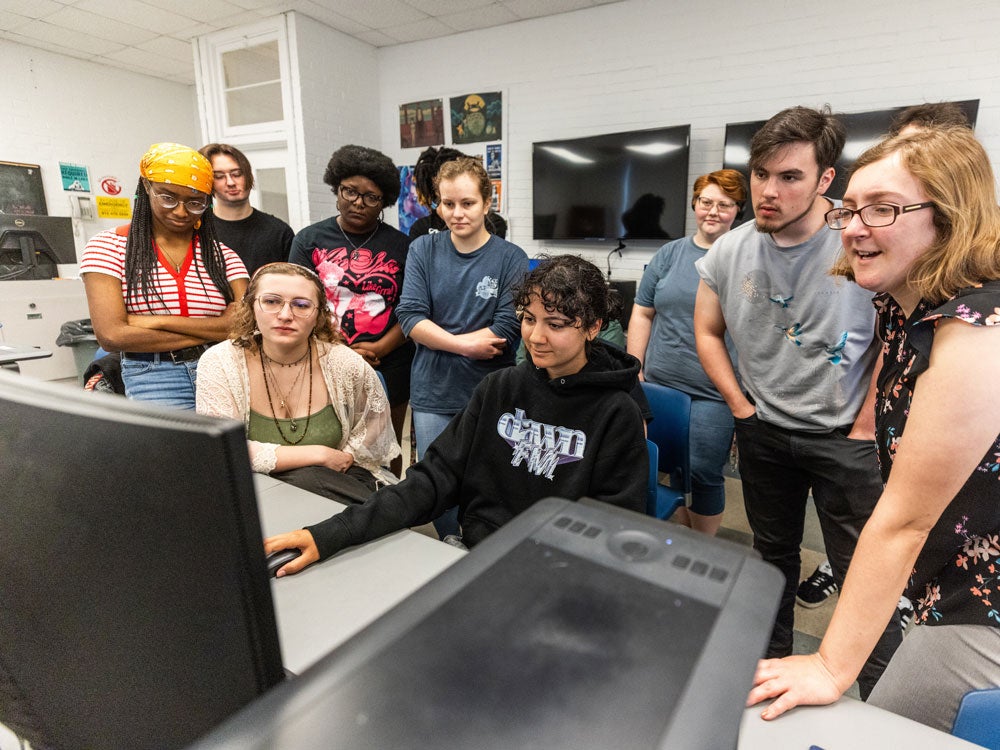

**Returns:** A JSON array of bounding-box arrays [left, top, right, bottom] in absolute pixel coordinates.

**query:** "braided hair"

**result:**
[[124, 179, 235, 312], [413, 146, 464, 207]]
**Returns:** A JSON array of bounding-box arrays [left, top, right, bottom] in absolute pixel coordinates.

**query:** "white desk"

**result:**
[[738, 697, 980, 749], [252, 476, 976, 749], [0, 343, 52, 372], [253, 474, 466, 674]]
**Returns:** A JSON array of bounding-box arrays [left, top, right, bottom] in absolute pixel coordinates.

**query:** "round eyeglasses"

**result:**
[[695, 196, 737, 212], [336, 185, 383, 208], [825, 202, 935, 230], [145, 182, 209, 214], [256, 295, 318, 317]]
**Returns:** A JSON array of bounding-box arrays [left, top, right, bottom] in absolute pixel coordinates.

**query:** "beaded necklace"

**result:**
[[259, 340, 313, 444]]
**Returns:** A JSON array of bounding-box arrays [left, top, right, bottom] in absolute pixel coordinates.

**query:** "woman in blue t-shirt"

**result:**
[[627, 169, 746, 535], [396, 157, 528, 537]]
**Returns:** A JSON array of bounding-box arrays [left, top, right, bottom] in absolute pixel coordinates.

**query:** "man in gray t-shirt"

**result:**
[[694, 106, 900, 699]]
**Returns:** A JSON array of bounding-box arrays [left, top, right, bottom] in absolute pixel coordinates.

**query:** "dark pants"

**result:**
[[734, 414, 902, 699]]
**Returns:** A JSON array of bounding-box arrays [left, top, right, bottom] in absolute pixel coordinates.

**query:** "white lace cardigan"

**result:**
[[196, 339, 400, 480]]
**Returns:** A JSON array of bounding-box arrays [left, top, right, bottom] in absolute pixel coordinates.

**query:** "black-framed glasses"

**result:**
[[336, 185, 383, 208], [144, 180, 210, 214], [256, 295, 318, 317], [695, 196, 737, 211], [825, 202, 935, 230]]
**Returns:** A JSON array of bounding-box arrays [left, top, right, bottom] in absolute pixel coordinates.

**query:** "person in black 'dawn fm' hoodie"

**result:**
[[265, 255, 648, 576]]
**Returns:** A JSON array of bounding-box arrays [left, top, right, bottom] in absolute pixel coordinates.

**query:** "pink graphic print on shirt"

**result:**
[[313, 246, 401, 344]]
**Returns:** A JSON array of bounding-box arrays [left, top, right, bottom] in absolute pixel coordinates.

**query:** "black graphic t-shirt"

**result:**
[[289, 219, 410, 346]]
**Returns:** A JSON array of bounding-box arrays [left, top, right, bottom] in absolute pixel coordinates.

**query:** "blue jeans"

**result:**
[[412, 409, 460, 539], [120, 355, 199, 410], [734, 414, 901, 698], [687, 397, 734, 516]]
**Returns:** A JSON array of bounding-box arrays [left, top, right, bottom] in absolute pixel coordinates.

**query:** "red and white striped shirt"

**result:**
[[80, 227, 248, 317]]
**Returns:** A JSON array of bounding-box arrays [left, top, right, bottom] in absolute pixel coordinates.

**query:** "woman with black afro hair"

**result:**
[[289, 145, 413, 476]]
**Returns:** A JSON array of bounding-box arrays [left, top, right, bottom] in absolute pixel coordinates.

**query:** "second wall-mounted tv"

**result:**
[[723, 100, 979, 225], [533, 125, 691, 242]]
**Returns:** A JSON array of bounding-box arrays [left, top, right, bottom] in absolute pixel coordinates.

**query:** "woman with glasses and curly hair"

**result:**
[[80, 142, 249, 409], [196, 263, 399, 496], [289, 144, 413, 476]]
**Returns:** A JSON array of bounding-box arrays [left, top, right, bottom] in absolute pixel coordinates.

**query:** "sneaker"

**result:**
[[898, 595, 914, 631], [796, 560, 839, 608]]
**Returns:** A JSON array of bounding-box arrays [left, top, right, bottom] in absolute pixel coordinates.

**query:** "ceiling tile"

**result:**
[[103, 44, 194, 79], [438, 3, 518, 31], [0, 0, 65, 21], [44, 6, 158, 45], [8, 19, 126, 55], [0, 11, 35, 33], [381, 15, 453, 43], [74, 0, 195, 36], [353, 28, 401, 46], [294, 2, 371, 34], [330, 0, 428, 30], [502, 0, 596, 19], [134, 35, 196, 63], [405, 0, 495, 14]]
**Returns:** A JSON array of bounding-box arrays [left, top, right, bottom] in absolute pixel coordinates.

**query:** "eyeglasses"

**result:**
[[825, 202, 936, 230], [695, 196, 738, 212], [145, 182, 210, 214], [256, 295, 318, 316], [213, 169, 243, 181], [336, 185, 383, 208]]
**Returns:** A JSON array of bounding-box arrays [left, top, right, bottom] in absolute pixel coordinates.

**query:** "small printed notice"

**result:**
[[60, 162, 90, 192], [95, 196, 132, 220]]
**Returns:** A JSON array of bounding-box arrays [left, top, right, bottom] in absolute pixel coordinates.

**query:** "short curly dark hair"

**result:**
[[513, 254, 619, 332], [323, 145, 400, 204]]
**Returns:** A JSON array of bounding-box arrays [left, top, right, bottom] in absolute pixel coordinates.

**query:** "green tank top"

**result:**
[[247, 404, 343, 447]]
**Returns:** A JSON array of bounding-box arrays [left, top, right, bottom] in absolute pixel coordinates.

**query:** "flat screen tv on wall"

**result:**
[[533, 125, 691, 242], [723, 100, 979, 226]]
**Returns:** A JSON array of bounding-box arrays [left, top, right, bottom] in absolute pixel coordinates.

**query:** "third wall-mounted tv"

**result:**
[[533, 125, 691, 242], [723, 100, 979, 225]]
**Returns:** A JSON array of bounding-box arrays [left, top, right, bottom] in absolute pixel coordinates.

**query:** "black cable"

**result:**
[[606, 239, 626, 278]]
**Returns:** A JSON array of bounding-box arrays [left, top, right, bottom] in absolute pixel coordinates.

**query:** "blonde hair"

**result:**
[[230, 263, 342, 349], [832, 127, 1000, 304], [435, 156, 491, 202]]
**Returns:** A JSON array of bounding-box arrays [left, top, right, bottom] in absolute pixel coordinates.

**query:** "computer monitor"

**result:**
[[0, 372, 284, 749]]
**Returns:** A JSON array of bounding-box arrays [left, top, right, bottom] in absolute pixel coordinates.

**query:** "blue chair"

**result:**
[[641, 381, 692, 520], [952, 687, 1000, 749], [374, 370, 389, 401]]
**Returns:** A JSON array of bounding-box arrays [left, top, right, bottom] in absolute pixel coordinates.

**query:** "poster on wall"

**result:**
[[59, 162, 91, 192], [399, 99, 445, 149], [397, 166, 429, 235], [490, 180, 502, 213], [450, 92, 502, 144], [0, 161, 47, 215], [486, 144, 502, 178]]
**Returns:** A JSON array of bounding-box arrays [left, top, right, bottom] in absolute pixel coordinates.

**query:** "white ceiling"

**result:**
[[0, 0, 621, 85]]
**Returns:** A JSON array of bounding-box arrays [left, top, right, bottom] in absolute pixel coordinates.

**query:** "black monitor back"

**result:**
[[0, 372, 284, 749]]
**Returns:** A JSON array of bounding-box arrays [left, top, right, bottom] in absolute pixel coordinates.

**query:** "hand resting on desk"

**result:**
[[263, 530, 319, 577], [746, 653, 844, 720]]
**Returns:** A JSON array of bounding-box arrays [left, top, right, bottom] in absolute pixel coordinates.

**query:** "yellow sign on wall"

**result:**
[[95, 196, 132, 220]]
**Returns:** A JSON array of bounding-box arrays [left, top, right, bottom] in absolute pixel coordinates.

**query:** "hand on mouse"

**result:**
[[263, 530, 319, 577]]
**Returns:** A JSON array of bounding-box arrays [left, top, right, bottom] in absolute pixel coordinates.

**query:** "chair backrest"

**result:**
[[641, 381, 692, 494], [952, 687, 1000, 749], [375, 370, 389, 401], [645, 439, 659, 516]]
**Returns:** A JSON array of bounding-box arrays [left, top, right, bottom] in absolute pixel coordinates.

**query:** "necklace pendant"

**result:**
[[290, 421, 298, 432]]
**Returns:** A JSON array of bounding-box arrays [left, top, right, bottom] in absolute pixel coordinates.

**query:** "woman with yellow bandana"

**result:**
[[80, 143, 249, 408]]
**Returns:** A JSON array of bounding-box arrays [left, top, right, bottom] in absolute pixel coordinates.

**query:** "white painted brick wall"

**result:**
[[0, 40, 198, 263], [376, 0, 1000, 282], [289, 13, 381, 225]]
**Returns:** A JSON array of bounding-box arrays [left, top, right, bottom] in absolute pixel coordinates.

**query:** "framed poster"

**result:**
[[399, 99, 445, 149], [450, 92, 502, 144], [0, 161, 47, 215]]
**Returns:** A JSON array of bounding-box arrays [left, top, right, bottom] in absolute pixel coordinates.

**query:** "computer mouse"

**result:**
[[265, 548, 302, 577]]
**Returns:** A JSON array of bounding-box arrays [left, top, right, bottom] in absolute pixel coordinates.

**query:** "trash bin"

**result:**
[[56, 319, 100, 382]]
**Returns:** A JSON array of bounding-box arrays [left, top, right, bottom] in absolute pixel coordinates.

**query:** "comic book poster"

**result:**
[[450, 92, 502, 144], [397, 166, 429, 235], [399, 99, 445, 149]]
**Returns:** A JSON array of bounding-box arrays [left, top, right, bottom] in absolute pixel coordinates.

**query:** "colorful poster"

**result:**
[[95, 196, 132, 220], [60, 162, 90, 192], [486, 144, 502, 178], [397, 166, 429, 235], [450, 92, 502, 144], [490, 180, 502, 213], [399, 99, 445, 149]]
